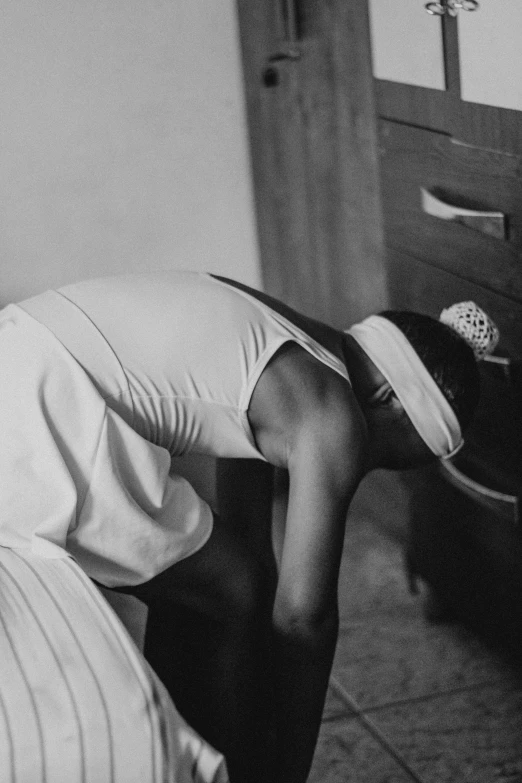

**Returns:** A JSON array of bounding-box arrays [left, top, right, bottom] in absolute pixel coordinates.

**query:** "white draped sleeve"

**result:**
[[0, 304, 213, 586]]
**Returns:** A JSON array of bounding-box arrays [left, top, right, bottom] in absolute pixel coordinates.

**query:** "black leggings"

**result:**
[[100, 515, 275, 783]]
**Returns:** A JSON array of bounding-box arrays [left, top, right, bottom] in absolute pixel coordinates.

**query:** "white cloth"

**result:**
[[0, 546, 229, 783], [49, 271, 350, 458], [9, 271, 349, 585], [0, 304, 213, 587], [348, 315, 463, 458]]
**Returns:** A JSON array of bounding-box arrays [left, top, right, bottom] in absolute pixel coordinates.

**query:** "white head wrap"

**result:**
[[347, 315, 463, 459]]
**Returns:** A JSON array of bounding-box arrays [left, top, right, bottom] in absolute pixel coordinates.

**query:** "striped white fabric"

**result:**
[[0, 547, 229, 783]]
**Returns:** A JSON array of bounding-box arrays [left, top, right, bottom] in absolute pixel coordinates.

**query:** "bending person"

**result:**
[[0, 271, 497, 783]]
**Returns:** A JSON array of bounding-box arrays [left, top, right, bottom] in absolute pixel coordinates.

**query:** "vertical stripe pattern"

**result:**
[[0, 548, 228, 783]]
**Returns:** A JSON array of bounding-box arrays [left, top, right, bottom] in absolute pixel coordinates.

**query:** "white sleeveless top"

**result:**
[[22, 271, 350, 461], [6, 271, 349, 585]]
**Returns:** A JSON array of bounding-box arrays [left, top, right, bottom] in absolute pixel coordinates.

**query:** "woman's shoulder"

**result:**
[[248, 341, 366, 468]]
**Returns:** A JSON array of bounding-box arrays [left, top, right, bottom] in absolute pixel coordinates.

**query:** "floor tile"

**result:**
[[322, 683, 358, 719], [337, 508, 415, 622], [348, 470, 412, 544], [361, 682, 522, 783], [335, 474, 521, 708], [310, 694, 422, 783], [324, 468, 522, 782], [332, 613, 520, 709], [337, 469, 431, 623]]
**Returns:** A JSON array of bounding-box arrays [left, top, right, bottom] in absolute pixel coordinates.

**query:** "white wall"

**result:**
[[0, 0, 261, 306], [459, 0, 522, 112], [368, 0, 445, 90]]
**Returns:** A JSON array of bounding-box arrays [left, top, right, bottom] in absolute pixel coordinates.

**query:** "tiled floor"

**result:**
[[308, 471, 522, 783]]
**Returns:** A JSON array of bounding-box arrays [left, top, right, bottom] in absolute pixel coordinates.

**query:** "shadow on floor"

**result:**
[[308, 470, 522, 783]]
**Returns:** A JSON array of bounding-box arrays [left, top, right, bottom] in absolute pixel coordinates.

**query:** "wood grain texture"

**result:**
[[378, 120, 522, 303], [372, 4, 522, 651], [375, 11, 522, 162], [386, 247, 522, 358], [236, 0, 387, 326]]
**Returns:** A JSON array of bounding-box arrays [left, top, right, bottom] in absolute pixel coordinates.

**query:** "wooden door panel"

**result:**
[[372, 3, 522, 647], [386, 247, 522, 358], [236, 0, 387, 326], [375, 82, 522, 158], [373, 11, 522, 158], [237, 1, 312, 308], [379, 121, 522, 302]]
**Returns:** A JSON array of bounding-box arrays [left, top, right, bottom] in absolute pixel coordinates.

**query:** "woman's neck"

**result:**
[[340, 333, 386, 403]]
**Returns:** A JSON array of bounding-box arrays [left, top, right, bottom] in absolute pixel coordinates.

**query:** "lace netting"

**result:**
[[439, 301, 499, 361]]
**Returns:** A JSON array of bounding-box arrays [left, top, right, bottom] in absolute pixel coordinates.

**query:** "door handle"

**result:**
[[268, 0, 301, 62], [425, 0, 479, 16], [421, 188, 507, 240]]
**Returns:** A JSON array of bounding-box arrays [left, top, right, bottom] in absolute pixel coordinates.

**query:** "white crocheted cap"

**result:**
[[439, 301, 499, 361]]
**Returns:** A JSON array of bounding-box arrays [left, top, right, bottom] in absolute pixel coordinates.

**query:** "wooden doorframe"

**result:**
[[235, 0, 388, 327]]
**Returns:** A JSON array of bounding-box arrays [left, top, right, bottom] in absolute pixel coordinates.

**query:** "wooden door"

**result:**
[[222, 1, 391, 575], [235, 0, 387, 327], [372, 3, 522, 155], [369, 2, 522, 638]]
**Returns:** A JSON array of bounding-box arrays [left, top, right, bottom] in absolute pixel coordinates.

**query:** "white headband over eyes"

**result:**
[[347, 315, 463, 459]]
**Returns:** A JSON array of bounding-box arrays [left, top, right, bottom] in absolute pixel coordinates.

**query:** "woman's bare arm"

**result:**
[[249, 344, 368, 783]]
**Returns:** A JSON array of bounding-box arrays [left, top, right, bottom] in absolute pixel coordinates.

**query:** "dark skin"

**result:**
[[248, 343, 365, 783], [128, 277, 435, 783], [237, 281, 433, 783]]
